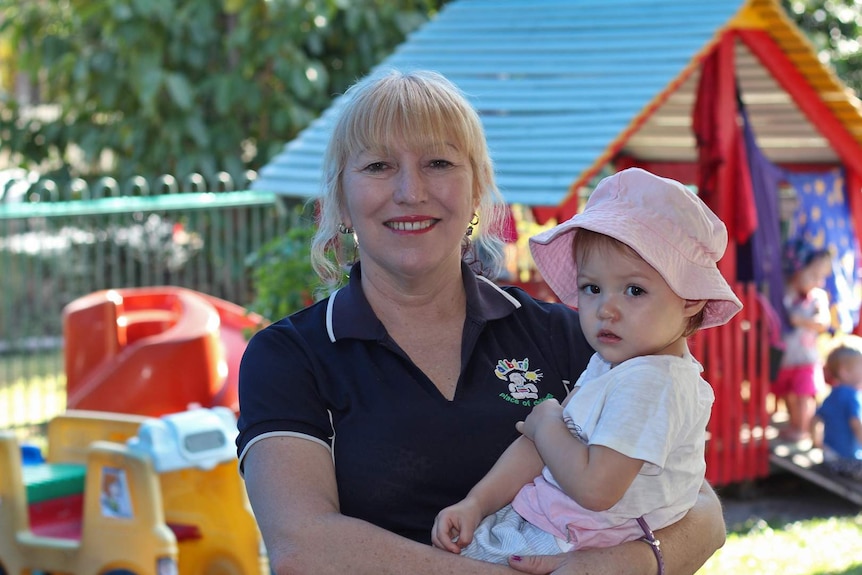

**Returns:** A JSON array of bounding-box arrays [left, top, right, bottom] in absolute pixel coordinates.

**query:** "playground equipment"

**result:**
[[0, 407, 266, 575], [63, 287, 266, 416]]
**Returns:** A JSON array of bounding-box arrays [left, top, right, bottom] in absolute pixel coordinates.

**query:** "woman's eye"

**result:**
[[363, 162, 388, 173], [429, 159, 453, 169]]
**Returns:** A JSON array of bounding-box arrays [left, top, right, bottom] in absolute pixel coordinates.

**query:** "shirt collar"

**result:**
[[326, 261, 522, 343]]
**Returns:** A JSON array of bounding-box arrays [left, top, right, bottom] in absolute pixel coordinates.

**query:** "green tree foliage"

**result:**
[[783, 0, 862, 95], [4, 0, 858, 188], [244, 202, 321, 321], [0, 0, 442, 185]]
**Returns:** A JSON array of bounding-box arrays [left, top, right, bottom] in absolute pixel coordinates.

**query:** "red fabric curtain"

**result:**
[[693, 32, 758, 278]]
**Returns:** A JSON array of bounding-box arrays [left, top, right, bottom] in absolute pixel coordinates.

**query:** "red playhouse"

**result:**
[[252, 0, 862, 498]]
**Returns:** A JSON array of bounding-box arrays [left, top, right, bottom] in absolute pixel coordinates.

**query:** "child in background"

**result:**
[[431, 168, 742, 563], [812, 337, 862, 481], [774, 244, 834, 442]]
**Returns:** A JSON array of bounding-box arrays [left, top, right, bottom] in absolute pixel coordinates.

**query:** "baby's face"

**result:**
[[575, 246, 694, 365], [795, 257, 831, 293], [838, 355, 862, 387]]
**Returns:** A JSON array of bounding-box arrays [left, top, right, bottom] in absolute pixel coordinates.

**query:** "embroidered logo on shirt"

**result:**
[[495, 358, 549, 405]]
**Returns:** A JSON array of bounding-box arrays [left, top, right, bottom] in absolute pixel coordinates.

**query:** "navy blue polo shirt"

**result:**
[[237, 262, 592, 544]]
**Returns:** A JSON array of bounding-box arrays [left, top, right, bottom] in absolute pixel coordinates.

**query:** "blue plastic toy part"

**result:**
[[126, 406, 238, 473], [20, 444, 45, 465]]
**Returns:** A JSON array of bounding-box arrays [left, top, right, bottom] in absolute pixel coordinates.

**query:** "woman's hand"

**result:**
[[506, 545, 655, 575], [508, 553, 565, 574]]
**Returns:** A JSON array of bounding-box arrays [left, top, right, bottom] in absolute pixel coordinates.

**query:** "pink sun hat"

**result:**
[[529, 167, 742, 330]]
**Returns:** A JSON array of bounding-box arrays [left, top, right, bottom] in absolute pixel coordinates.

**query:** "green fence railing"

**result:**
[[0, 184, 297, 437]]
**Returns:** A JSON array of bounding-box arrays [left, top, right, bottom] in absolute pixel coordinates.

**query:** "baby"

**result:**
[[432, 168, 742, 567]]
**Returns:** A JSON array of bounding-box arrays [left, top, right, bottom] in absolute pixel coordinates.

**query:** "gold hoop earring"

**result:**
[[338, 223, 354, 234]]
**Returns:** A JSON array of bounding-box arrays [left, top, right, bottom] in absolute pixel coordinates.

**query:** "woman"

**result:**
[[236, 69, 725, 575]]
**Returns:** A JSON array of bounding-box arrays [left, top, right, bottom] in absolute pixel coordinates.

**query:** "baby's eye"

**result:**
[[625, 286, 646, 297], [580, 284, 600, 295]]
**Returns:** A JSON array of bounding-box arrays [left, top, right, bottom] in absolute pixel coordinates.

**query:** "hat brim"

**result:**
[[529, 215, 742, 330]]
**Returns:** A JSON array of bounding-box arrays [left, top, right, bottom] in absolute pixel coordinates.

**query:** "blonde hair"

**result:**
[[310, 68, 508, 289], [573, 229, 706, 337], [824, 335, 862, 383]]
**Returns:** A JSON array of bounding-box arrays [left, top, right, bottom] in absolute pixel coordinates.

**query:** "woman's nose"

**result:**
[[393, 165, 427, 204]]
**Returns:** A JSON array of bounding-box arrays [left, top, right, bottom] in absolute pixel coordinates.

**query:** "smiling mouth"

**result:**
[[386, 219, 437, 231]]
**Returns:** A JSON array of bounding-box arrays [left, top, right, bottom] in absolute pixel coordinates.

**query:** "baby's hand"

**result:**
[[516, 398, 563, 441], [431, 499, 483, 554]]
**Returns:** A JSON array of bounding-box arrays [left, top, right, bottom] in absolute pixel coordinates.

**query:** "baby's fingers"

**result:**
[[431, 516, 463, 553]]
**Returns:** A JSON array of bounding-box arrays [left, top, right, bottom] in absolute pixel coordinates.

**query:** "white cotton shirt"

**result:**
[[781, 287, 831, 366], [511, 350, 714, 549]]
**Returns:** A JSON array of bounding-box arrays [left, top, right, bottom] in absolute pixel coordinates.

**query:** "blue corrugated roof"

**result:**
[[252, 0, 746, 207]]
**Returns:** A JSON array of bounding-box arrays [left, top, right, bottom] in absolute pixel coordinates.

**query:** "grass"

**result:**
[[697, 474, 862, 575], [0, 350, 65, 436], [0, 374, 65, 426], [698, 515, 862, 574]]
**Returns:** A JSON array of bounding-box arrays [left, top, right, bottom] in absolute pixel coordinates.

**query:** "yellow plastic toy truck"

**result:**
[[0, 407, 266, 575]]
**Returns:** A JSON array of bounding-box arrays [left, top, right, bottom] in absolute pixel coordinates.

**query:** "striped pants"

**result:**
[[460, 504, 564, 565]]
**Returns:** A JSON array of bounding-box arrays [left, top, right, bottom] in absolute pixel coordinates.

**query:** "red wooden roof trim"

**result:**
[[751, 0, 858, 91], [738, 29, 862, 178], [745, 0, 862, 132]]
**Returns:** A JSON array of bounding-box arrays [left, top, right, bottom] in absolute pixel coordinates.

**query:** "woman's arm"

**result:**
[[243, 435, 521, 575], [507, 479, 725, 575]]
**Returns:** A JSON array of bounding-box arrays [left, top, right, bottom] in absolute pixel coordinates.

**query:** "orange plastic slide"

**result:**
[[63, 287, 266, 417]]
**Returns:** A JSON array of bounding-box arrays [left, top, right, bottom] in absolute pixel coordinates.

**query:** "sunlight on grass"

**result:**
[[0, 350, 65, 433], [0, 374, 66, 430], [698, 516, 862, 574]]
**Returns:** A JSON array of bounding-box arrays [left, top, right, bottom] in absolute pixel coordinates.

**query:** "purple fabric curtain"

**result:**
[[736, 99, 789, 332], [737, 96, 861, 334]]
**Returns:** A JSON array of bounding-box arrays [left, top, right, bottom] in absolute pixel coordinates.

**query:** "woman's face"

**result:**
[[341, 138, 476, 280]]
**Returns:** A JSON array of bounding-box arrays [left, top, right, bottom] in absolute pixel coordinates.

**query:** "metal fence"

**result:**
[[0, 173, 298, 438]]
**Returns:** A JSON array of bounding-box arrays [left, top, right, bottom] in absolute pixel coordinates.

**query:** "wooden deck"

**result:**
[[768, 414, 862, 507]]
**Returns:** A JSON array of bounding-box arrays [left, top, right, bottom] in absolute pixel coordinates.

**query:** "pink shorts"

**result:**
[[772, 364, 824, 397]]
